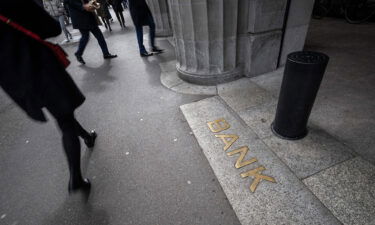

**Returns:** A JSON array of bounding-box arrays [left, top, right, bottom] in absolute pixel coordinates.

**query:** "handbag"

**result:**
[[0, 13, 70, 68]]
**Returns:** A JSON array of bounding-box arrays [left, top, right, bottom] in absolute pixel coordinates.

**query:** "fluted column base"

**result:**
[[169, 0, 240, 85], [177, 67, 242, 86], [146, 0, 172, 37]]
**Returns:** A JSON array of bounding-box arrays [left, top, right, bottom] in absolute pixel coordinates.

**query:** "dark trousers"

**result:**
[[76, 26, 110, 56], [135, 15, 156, 53], [54, 113, 90, 184]]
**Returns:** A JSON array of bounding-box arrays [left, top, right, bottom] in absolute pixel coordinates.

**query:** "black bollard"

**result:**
[[271, 51, 329, 140]]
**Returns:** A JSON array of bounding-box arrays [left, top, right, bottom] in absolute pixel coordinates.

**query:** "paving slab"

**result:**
[[238, 103, 277, 139], [171, 82, 217, 96], [263, 127, 354, 179], [180, 96, 341, 225], [250, 67, 284, 98], [239, 103, 355, 179], [218, 78, 276, 112], [159, 60, 217, 95], [304, 157, 375, 225], [159, 60, 178, 73], [161, 71, 184, 89]]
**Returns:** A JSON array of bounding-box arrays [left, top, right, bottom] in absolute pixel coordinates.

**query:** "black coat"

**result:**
[[0, 0, 85, 122], [64, 0, 98, 29], [108, 0, 123, 12], [128, 0, 153, 27]]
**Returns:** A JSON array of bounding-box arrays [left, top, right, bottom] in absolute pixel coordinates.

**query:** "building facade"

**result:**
[[147, 0, 315, 85]]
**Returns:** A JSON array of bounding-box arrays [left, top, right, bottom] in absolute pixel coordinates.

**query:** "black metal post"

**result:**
[[271, 51, 329, 140]]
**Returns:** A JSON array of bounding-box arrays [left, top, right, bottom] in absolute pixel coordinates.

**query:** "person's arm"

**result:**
[[64, 0, 95, 12], [0, 0, 61, 39], [64, 0, 84, 11]]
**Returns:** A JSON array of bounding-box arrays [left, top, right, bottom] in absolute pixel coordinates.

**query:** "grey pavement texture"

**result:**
[[304, 157, 375, 225], [238, 102, 355, 179], [179, 18, 375, 225], [159, 61, 217, 96], [251, 18, 375, 166], [0, 12, 241, 225], [180, 97, 341, 225]]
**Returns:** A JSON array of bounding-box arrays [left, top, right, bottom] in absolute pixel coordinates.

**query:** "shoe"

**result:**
[[68, 178, 91, 194], [152, 47, 164, 54], [84, 130, 97, 148], [103, 54, 118, 59], [140, 51, 153, 57], [75, 53, 85, 64]]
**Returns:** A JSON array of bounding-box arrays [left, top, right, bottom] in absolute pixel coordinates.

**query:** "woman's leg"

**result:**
[[106, 18, 112, 31], [101, 17, 109, 29], [115, 11, 123, 27], [58, 15, 72, 40], [119, 11, 125, 27], [55, 114, 84, 188]]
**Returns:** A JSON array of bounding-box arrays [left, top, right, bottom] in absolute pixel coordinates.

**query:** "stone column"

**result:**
[[146, 0, 173, 37], [279, 0, 315, 65], [237, 0, 288, 77], [168, 0, 241, 85]]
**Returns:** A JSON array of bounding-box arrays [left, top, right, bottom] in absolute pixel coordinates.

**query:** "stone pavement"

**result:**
[[1, 9, 374, 225], [0, 12, 243, 225], [163, 18, 375, 225]]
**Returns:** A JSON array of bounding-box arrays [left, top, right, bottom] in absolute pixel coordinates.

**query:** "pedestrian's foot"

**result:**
[[152, 47, 164, 54], [84, 130, 97, 148], [68, 178, 91, 194], [103, 54, 118, 59], [140, 51, 153, 57], [75, 53, 86, 64]]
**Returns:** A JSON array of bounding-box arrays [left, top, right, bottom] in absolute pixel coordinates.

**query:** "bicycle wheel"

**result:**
[[345, 0, 375, 24]]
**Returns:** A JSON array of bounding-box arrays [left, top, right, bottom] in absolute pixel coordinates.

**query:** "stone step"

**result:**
[[180, 96, 341, 225]]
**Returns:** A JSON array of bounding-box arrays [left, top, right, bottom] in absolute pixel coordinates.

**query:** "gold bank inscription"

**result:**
[[207, 118, 276, 193]]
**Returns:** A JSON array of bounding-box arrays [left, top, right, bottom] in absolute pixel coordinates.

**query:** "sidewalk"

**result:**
[[162, 18, 375, 225]]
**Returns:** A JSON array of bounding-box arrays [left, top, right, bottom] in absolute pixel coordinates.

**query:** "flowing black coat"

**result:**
[[128, 0, 153, 26], [0, 0, 85, 122], [64, 0, 98, 29]]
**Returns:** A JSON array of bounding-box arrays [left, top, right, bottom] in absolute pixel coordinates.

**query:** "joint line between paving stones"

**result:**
[[181, 97, 344, 225], [179, 104, 246, 225], [301, 156, 357, 181], [209, 96, 343, 224], [168, 81, 184, 89]]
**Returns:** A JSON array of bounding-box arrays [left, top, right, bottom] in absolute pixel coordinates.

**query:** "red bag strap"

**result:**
[[0, 14, 45, 44], [0, 13, 70, 68]]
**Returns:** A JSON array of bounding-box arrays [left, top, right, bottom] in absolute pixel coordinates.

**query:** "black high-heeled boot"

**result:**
[[68, 178, 91, 194], [84, 130, 97, 148]]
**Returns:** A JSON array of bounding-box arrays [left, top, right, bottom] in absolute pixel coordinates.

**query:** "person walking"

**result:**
[[96, 0, 112, 32], [108, 0, 125, 28], [0, 0, 97, 194], [128, 0, 163, 57], [43, 0, 73, 42], [64, 0, 117, 64]]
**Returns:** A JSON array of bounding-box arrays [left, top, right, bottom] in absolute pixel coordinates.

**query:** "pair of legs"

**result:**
[[114, 10, 125, 27], [56, 15, 72, 41], [53, 113, 95, 192], [101, 17, 112, 32], [135, 15, 156, 54], [76, 26, 110, 57]]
